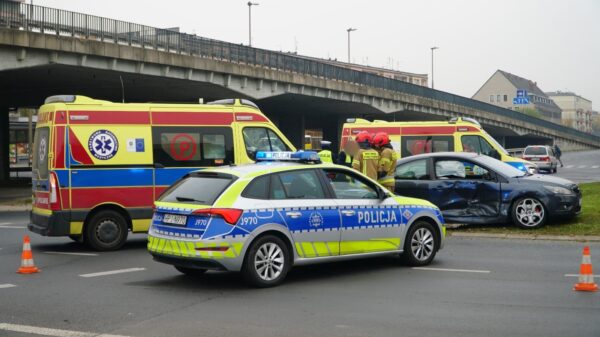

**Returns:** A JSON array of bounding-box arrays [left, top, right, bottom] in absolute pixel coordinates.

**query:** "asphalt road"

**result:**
[[553, 149, 600, 183], [0, 211, 598, 337]]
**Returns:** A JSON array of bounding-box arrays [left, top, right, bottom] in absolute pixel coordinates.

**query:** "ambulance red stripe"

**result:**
[[68, 129, 94, 165], [68, 111, 150, 124], [71, 187, 154, 209], [54, 126, 66, 169], [152, 112, 234, 125]]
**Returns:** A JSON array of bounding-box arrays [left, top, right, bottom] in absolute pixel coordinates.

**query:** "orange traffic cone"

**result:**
[[573, 246, 598, 292], [16, 235, 40, 274]]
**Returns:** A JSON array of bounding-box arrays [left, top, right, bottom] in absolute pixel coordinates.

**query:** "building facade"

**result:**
[[472, 70, 562, 124], [546, 92, 593, 133]]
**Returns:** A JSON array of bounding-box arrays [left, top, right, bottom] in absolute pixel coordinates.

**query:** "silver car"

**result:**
[[147, 151, 445, 287], [523, 145, 559, 173]]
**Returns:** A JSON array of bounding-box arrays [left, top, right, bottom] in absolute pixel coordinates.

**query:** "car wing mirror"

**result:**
[[379, 188, 390, 201]]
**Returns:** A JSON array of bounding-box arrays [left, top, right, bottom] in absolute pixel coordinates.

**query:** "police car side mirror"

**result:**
[[378, 188, 389, 201]]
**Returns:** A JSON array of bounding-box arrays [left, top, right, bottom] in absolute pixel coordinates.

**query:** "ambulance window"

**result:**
[[242, 127, 291, 158], [152, 127, 233, 167], [322, 169, 378, 199], [461, 135, 496, 157], [32, 127, 49, 179], [242, 175, 269, 199], [268, 129, 288, 151], [202, 134, 226, 159], [401, 136, 454, 157], [276, 170, 325, 199]]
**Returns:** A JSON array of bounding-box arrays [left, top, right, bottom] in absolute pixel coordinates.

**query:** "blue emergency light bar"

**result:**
[[255, 151, 321, 163]]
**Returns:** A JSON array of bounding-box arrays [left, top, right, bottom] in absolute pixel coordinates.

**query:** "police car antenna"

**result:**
[[119, 75, 125, 103]]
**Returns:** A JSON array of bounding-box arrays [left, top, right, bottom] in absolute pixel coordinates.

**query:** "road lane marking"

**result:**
[[0, 225, 24, 229], [79, 267, 146, 278], [565, 165, 574, 168], [564, 273, 600, 277], [412, 267, 491, 274], [592, 165, 599, 169], [0, 284, 17, 289], [0, 323, 131, 337], [578, 165, 587, 169], [44, 251, 99, 256]]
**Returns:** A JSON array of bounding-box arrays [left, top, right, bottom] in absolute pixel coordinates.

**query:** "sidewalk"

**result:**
[[0, 184, 32, 211], [448, 231, 600, 243]]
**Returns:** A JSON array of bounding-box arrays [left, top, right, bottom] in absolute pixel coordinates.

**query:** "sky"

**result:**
[[36, 0, 600, 107]]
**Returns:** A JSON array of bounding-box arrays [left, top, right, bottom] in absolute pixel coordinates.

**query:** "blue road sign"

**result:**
[[516, 89, 528, 98], [513, 97, 530, 105]]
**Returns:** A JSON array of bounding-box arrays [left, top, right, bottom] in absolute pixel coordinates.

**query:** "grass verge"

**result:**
[[0, 197, 32, 206], [448, 182, 600, 237]]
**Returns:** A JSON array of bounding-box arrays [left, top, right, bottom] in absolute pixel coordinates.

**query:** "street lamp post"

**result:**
[[430, 46, 439, 89], [347, 27, 357, 63], [248, 2, 259, 46]]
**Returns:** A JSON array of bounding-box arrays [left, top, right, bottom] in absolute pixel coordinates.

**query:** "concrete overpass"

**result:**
[[1, 2, 599, 182]]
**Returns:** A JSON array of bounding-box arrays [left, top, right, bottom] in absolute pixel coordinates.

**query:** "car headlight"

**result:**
[[527, 166, 537, 174], [544, 185, 573, 195]]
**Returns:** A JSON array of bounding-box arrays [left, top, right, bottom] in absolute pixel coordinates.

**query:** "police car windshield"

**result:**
[[160, 173, 236, 205]]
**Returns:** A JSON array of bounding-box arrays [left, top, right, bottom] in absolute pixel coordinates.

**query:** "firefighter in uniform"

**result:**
[[317, 140, 334, 163], [352, 131, 379, 181], [337, 139, 358, 167], [372, 132, 398, 192]]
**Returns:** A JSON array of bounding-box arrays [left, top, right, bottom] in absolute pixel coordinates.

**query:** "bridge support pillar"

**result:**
[[0, 106, 9, 184]]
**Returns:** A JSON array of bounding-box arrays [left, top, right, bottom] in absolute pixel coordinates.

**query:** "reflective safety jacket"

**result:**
[[318, 150, 333, 163], [378, 147, 398, 186], [337, 151, 352, 167], [352, 148, 379, 181]]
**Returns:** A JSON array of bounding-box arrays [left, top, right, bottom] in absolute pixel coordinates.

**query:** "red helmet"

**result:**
[[355, 131, 373, 144], [372, 132, 390, 147]]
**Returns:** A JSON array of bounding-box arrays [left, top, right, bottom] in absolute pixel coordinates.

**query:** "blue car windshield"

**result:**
[[475, 155, 526, 178]]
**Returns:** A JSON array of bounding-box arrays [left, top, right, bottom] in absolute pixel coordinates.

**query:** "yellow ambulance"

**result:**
[[341, 117, 536, 173], [29, 95, 295, 250]]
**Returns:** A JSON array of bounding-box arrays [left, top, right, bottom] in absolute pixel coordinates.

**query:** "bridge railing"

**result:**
[[0, 1, 598, 143]]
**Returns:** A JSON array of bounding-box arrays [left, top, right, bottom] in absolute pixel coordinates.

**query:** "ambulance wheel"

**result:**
[[175, 266, 207, 277], [403, 221, 438, 266], [84, 210, 128, 251], [242, 235, 290, 288]]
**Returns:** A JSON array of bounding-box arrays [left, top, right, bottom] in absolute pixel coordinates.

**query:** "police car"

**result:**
[[147, 151, 445, 287]]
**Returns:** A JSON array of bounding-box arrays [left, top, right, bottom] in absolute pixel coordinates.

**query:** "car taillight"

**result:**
[[48, 172, 61, 210], [192, 208, 243, 225], [523, 157, 531, 160], [541, 156, 550, 161]]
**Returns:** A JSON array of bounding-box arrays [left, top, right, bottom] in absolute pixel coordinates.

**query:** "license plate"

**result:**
[[163, 214, 187, 226], [530, 158, 540, 161]]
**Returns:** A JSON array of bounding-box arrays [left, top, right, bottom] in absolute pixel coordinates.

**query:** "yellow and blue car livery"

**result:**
[[148, 151, 445, 287]]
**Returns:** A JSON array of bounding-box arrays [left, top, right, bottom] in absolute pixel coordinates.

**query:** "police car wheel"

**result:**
[[242, 235, 290, 288], [511, 197, 546, 229], [174, 266, 207, 277], [403, 221, 438, 266], [84, 210, 128, 251]]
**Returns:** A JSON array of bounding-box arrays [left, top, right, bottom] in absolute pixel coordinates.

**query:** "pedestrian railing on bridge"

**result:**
[[0, 1, 598, 143]]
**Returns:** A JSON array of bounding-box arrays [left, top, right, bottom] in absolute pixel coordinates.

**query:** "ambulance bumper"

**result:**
[[28, 210, 71, 237]]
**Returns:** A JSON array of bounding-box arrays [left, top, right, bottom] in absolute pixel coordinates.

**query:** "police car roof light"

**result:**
[[255, 151, 321, 163]]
